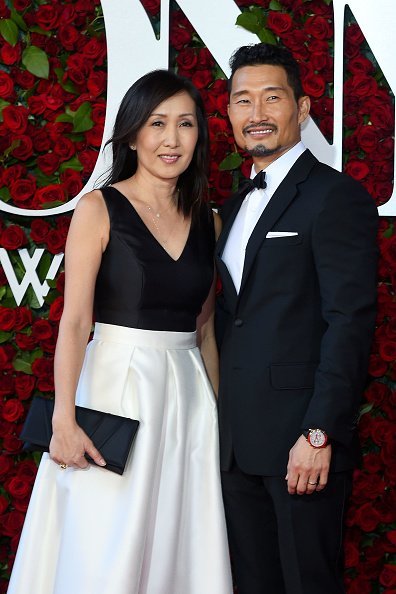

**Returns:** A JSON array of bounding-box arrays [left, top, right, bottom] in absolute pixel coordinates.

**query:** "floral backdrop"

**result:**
[[0, 0, 395, 592]]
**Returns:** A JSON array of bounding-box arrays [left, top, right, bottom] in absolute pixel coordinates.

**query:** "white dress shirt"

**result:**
[[221, 142, 306, 293]]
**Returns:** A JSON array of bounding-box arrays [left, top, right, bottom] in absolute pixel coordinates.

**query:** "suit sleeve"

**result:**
[[301, 175, 378, 446]]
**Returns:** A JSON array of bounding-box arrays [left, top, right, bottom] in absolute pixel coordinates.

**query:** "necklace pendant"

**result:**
[[156, 213, 160, 218]]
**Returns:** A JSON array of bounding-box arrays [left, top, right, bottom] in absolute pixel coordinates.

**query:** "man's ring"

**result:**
[[308, 481, 317, 485], [59, 463, 68, 470]]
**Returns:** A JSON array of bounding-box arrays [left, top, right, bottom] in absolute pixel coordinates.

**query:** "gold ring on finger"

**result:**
[[59, 463, 68, 470]]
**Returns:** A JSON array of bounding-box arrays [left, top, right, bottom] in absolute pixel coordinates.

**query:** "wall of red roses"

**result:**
[[0, 0, 394, 592]]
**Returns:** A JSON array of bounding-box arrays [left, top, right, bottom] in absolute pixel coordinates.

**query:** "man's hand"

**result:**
[[285, 435, 331, 495]]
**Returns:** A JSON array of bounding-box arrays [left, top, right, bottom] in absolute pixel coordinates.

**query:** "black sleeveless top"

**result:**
[[94, 187, 215, 332]]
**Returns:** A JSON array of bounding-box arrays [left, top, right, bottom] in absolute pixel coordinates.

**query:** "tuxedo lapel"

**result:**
[[239, 150, 317, 296], [215, 193, 244, 312]]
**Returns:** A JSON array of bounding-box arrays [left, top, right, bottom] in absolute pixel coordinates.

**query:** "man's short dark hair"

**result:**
[[228, 43, 304, 101]]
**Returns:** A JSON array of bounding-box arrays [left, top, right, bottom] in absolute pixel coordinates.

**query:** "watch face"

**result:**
[[309, 429, 327, 447]]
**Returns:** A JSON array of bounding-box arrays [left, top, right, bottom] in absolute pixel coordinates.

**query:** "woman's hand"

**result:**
[[49, 420, 106, 470]]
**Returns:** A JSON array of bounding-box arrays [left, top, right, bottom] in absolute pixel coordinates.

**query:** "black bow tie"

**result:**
[[238, 171, 267, 197]]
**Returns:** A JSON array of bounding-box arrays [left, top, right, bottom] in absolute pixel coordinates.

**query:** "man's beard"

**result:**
[[245, 144, 281, 157]]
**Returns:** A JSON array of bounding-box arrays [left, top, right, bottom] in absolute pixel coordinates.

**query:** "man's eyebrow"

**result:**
[[231, 85, 286, 98]]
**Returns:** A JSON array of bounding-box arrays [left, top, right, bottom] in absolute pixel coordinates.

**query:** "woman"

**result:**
[[8, 70, 233, 594]]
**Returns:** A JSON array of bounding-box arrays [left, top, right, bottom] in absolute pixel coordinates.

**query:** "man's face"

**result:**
[[228, 64, 310, 169]]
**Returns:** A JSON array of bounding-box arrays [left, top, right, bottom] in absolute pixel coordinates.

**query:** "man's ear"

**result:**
[[297, 96, 310, 125]]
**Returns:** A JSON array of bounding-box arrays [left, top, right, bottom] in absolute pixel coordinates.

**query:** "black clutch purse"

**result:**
[[19, 396, 139, 475]]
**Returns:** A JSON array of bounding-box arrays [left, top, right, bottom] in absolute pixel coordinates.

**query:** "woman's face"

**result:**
[[133, 91, 198, 183]]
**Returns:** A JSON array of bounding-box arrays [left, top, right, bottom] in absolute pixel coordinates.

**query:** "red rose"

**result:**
[[0, 454, 13, 479], [345, 23, 364, 46], [91, 102, 106, 125], [281, 31, 309, 60], [86, 124, 104, 148], [0, 374, 14, 397], [0, 307, 17, 331], [0, 42, 21, 65], [30, 219, 51, 243], [31, 357, 53, 378], [267, 12, 293, 35], [0, 225, 28, 250], [302, 73, 326, 98], [56, 216, 71, 239], [380, 565, 396, 588], [348, 74, 378, 98], [35, 185, 66, 206], [5, 477, 32, 500], [15, 375, 35, 400], [0, 495, 9, 515], [13, 0, 31, 8], [11, 135, 33, 160], [15, 333, 37, 351], [53, 137, 75, 161], [36, 4, 60, 30], [14, 307, 32, 330], [344, 160, 369, 181], [49, 296, 64, 321], [10, 177, 36, 204], [141, 0, 160, 16], [192, 70, 213, 89], [0, 511, 25, 537], [27, 94, 47, 115], [362, 452, 383, 473], [211, 170, 232, 199], [60, 169, 83, 198], [37, 153, 61, 176], [2, 105, 29, 134], [351, 502, 381, 531], [87, 71, 107, 97], [0, 344, 15, 371], [2, 399, 24, 423], [356, 125, 380, 153], [304, 15, 333, 40], [56, 271, 65, 294], [79, 149, 99, 174], [0, 71, 14, 99], [32, 319, 53, 341], [378, 338, 396, 362], [208, 117, 229, 141], [343, 541, 359, 568], [12, 67, 35, 89], [169, 27, 192, 50], [58, 25, 80, 51], [81, 37, 105, 63], [176, 48, 198, 71]]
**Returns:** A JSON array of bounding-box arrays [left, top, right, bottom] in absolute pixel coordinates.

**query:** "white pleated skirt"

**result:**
[[8, 323, 233, 594]]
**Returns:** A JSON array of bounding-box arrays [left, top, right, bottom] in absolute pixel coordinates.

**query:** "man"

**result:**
[[216, 43, 378, 594]]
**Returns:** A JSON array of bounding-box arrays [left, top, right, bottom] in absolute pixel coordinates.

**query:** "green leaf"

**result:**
[[46, 279, 57, 289], [10, 9, 28, 32], [0, 99, 11, 122], [236, 12, 262, 35], [0, 286, 6, 302], [59, 156, 83, 173], [54, 67, 77, 94], [41, 200, 66, 209], [0, 187, 11, 202], [382, 224, 394, 238], [37, 251, 52, 282], [0, 18, 19, 46], [219, 152, 243, 171], [35, 170, 58, 188], [0, 331, 12, 344], [22, 45, 49, 79], [73, 102, 94, 133], [55, 113, 74, 124], [269, 0, 283, 9], [257, 28, 277, 45], [358, 402, 374, 419], [13, 358, 32, 374], [28, 25, 52, 37]]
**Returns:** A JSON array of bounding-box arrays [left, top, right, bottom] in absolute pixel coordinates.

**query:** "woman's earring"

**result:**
[[130, 144, 136, 150]]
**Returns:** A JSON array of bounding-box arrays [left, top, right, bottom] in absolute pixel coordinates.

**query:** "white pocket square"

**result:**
[[266, 231, 298, 238]]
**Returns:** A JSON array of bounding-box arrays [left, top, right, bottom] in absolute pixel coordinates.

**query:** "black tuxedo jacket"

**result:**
[[215, 150, 378, 476]]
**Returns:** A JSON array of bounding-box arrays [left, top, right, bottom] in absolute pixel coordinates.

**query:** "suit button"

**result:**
[[234, 318, 243, 327]]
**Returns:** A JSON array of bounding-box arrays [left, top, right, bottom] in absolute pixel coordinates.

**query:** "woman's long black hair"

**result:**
[[101, 69, 209, 221]]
